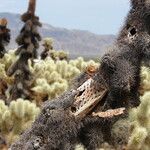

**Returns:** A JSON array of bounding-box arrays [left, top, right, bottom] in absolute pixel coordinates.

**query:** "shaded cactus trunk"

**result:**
[[28, 0, 36, 16]]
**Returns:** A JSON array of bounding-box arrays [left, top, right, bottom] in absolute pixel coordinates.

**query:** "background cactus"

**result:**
[[127, 91, 150, 150], [41, 38, 69, 60], [31, 58, 99, 101], [0, 49, 99, 104], [0, 18, 11, 58], [0, 99, 40, 145], [140, 67, 150, 94]]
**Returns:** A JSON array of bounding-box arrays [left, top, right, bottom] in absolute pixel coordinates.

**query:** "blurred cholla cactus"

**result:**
[[32, 78, 68, 101], [15, 0, 42, 58], [69, 57, 99, 71], [0, 50, 99, 105], [0, 99, 40, 145], [140, 67, 150, 94], [43, 38, 53, 50], [49, 50, 69, 61], [6, 52, 33, 104], [41, 37, 69, 61], [0, 63, 9, 84], [127, 92, 150, 150], [56, 60, 80, 79], [58, 50, 68, 60], [15, 15, 42, 58], [41, 38, 54, 60], [0, 51, 18, 87], [30, 58, 99, 102], [0, 50, 17, 70], [0, 18, 11, 58], [127, 67, 150, 150]]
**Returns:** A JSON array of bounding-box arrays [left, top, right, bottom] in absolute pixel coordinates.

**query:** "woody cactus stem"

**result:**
[[28, 0, 36, 16], [15, 0, 42, 58], [0, 18, 10, 58]]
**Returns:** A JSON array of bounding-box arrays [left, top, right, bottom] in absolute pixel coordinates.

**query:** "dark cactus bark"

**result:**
[[10, 0, 150, 149], [0, 18, 10, 58], [28, 0, 36, 16], [15, 0, 42, 58], [6, 0, 41, 103]]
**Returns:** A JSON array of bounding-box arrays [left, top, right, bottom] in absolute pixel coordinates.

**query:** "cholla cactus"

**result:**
[[58, 50, 69, 60], [49, 50, 69, 61], [140, 67, 150, 94], [43, 38, 53, 49], [31, 58, 99, 101], [0, 18, 11, 58], [0, 50, 17, 70], [127, 92, 150, 150], [41, 38, 53, 60], [4, 0, 41, 103], [127, 67, 150, 150], [69, 57, 99, 71], [0, 50, 18, 88], [6, 52, 33, 103], [0, 99, 40, 145], [41, 38, 69, 61], [15, 0, 42, 58], [0, 50, 99, 105]]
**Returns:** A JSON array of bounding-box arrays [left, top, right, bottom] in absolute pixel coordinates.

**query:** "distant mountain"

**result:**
[[0, 12, 116, 58]]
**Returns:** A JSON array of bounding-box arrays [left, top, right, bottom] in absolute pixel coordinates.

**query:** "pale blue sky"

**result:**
[[0, 0, 130, 34]]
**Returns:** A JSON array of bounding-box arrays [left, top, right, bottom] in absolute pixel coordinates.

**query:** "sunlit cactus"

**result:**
[[41, 38, 54, 60], [127, 92, 150, 150], [0, 99, 40, 145]]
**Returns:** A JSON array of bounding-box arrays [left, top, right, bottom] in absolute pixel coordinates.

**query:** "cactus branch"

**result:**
[[27, 0, 36, 16]]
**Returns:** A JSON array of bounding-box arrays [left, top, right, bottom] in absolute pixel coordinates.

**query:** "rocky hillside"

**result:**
[[0, 12, 115, 58]]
